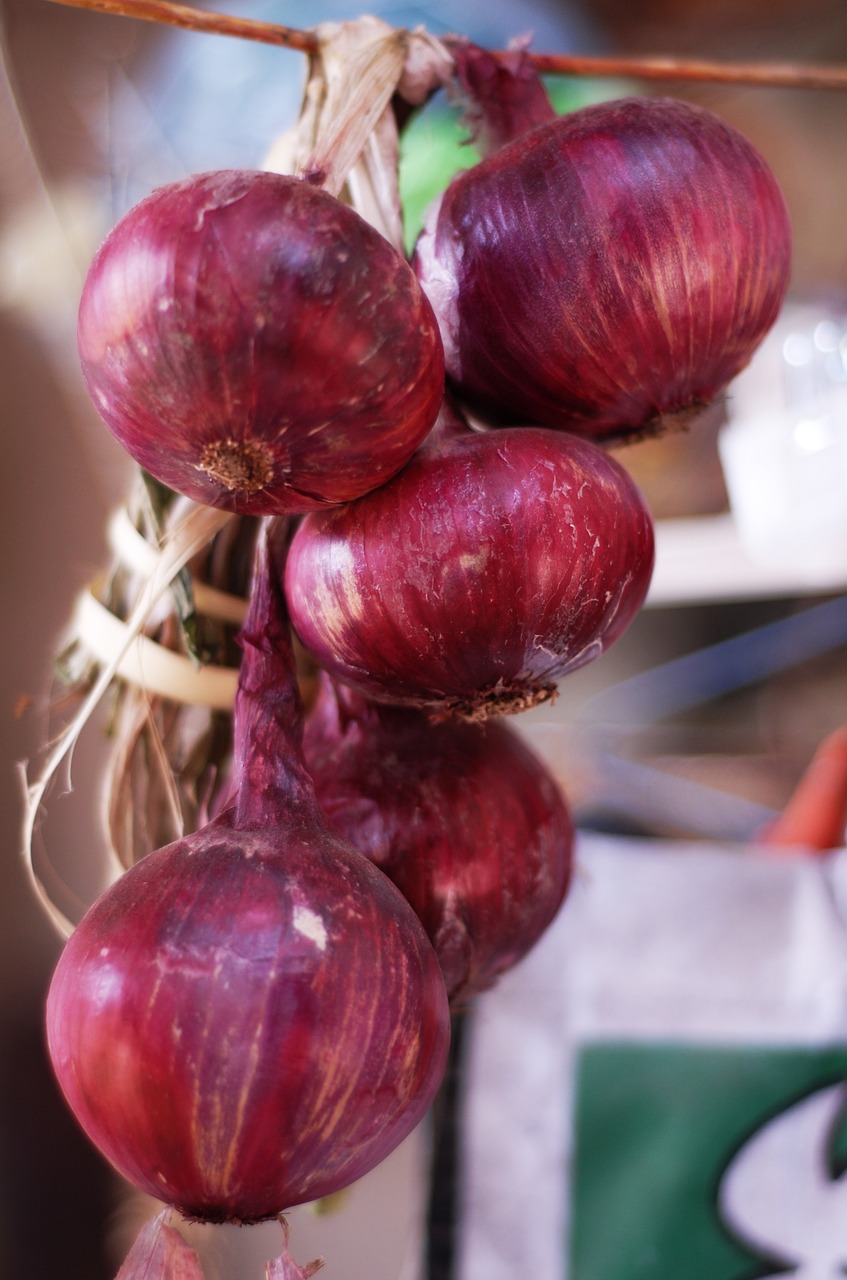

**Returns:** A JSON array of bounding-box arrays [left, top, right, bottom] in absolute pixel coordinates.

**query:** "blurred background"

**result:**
[[2, 0, 847, 1275]]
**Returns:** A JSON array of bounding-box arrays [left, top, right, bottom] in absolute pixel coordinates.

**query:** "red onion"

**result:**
[[303, 673, 574, 1003], [284, 404, 655, 719], [414, 94, 791, 440], [78, 170, 445, 514], [46, 526, 450, 1225]]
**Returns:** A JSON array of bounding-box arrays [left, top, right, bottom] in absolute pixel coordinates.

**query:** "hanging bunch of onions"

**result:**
[[31, 17, 798, 1280]]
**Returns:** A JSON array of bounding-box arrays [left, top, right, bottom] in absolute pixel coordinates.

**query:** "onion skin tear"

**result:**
[[45, 528, 450, 1225], [414, 96, 791, 440], [285, 422, 655, 719], [78, 170, 445, 515]]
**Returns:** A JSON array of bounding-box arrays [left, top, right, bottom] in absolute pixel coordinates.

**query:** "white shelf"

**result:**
[[646, 513, 847, 607]]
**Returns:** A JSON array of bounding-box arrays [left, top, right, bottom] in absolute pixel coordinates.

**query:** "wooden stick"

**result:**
[[48, 0, 320, 55], [47, 0, 847, 90], [530, 50, 847, 91]]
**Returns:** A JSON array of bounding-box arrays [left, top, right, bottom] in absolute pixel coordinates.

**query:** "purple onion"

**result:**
[[284, 408, 655, 719], [414, 95, 791, 439], [304, 674, 574, 1003], [78, 170, 445, 514]]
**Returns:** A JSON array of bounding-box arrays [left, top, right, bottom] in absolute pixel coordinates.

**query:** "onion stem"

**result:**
[[47, 0, 847, 91]]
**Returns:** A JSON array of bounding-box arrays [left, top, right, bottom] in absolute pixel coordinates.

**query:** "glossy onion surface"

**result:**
[[285, 427, 655, 718], [46, 813, 450, 1223], [78, 170, 445, 514], [304, 681, 575, 1002], [414, 97, 791, 438]]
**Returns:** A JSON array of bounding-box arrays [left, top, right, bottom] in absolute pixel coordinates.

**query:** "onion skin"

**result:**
[[414, 96, 791, 439], [78, 170, 444, 514], [304, 676, 575, 1003], [45, 528, 450, 1224], [284, 423, 655, 719], [115, 1211, 204, 1278], [115, 1206, 322, 1278]]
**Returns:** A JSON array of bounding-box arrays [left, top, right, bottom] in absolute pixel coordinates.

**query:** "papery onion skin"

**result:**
[[46, 818, 449, 1223], [304, 677, 575, 1003], [414, 96, 791, 439], [78, 170, 445, 514], [284, 426, 655, 719], [114, 1211, 204, 1279]]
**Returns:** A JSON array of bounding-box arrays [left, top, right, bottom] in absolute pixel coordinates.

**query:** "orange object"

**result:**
[[758, 726, 847, 854]]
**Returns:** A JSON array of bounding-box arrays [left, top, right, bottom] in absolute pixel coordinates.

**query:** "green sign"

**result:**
[[570, 1042, 847, 1279]]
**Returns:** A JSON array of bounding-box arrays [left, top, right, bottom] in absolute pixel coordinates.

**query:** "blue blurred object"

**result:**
[[574, 596, 847, 841], [102, 0, 602, 214]]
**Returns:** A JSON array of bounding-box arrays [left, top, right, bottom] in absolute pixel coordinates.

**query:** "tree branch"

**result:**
[[48, 0, 319, 55], [47, 0, 847, 91]]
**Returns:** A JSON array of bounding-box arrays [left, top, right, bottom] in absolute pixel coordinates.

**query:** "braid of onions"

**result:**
[[42, 29, 800, 1279]]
